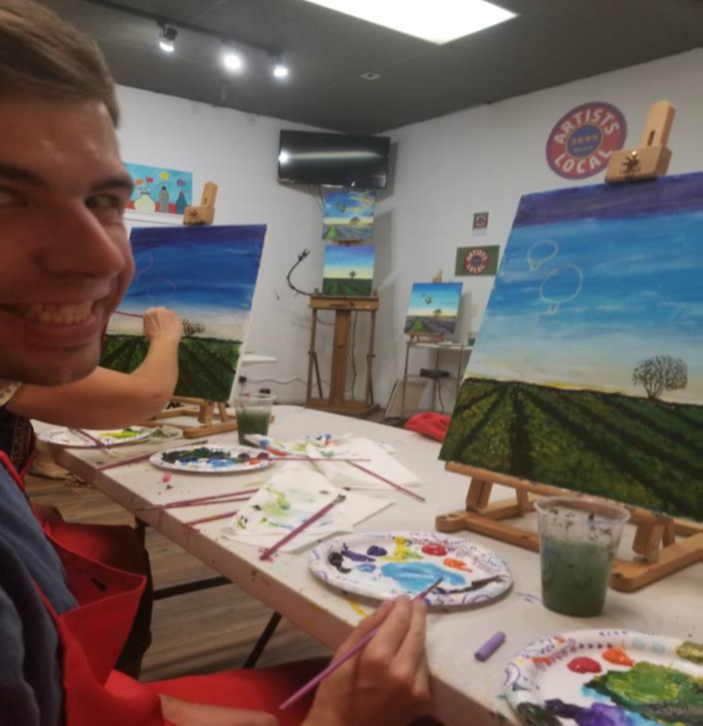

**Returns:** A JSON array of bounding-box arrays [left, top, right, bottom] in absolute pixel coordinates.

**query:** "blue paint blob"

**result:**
[[356, 564, 376, 573], [380, 562, 465, 593], [367, 545, 387, 557]]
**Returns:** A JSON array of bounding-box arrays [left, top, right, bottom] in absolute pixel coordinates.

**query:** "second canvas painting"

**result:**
[[404, 283, 462, 337], [322, 244, 375, 296]]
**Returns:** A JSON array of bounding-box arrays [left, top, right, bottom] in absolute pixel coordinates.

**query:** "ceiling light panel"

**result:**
[[301, 0, 515, 44]]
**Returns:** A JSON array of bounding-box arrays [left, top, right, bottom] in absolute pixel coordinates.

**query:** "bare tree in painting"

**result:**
[[632, 355, 687, 400], [433, 308, 443, 319], [182, 319, 206, 338]]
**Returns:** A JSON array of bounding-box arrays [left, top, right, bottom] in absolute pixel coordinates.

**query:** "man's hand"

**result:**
[[302, 597, 430, 726], [142, 307, 183, 343], [159, 695, 278, 726]]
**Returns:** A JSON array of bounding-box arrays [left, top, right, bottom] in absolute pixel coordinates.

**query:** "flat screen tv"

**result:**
[[278, 130, 391, 189]]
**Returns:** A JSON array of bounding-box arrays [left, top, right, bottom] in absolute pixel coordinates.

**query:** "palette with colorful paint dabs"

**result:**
[[504, 629, 703, 725], [310, 532, 512, 608], [39, 426, 155, 448], [150, 444, 276, 474]]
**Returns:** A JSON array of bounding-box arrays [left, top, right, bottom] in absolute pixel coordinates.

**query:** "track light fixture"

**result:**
[[158, 23, 178, 53], [222, 44, 244, 72], [271, 54, 289, 79]]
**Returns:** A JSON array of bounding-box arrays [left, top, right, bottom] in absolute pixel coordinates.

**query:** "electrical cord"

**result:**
[[437, 380, 445, 413], [349, 311, 358, 399], [286, 249, 313, 297]]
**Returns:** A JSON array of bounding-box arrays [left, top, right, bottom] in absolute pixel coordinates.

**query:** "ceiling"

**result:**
[[40, 0, 703, 134]]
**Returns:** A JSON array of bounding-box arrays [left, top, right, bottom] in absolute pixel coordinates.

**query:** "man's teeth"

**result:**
[[11, 302, 94, 325]]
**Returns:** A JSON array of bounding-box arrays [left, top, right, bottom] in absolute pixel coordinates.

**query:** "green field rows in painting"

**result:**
[[101, 335, 239, 402], [440, 379, 703, 521], [322, 278, 373, 296]]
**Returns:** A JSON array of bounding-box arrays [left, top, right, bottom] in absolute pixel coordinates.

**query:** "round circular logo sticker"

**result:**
[[464, 248, 489, 275], [546, 102, 627, 179]]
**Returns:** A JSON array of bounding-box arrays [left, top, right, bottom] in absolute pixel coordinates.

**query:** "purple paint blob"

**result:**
[[366, 545, 387, 557], [342, 545, 374, 562]]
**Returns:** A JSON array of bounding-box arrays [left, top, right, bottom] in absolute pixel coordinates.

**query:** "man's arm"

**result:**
[[6, 307, 182, 428]]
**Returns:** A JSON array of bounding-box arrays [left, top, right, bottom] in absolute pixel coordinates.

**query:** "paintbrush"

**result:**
[[68, 428, 108, 448], [114, 310, 144, 319], [97, 439, 210, 471], [278, 577, 444, 711], [185, 508, 243, 526], [259, 494, 346, 561], [135, 487, 261, 511], [347, 462, 426, 503]]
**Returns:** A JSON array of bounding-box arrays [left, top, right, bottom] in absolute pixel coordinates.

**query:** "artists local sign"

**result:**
[[546, 102, 627, 179]]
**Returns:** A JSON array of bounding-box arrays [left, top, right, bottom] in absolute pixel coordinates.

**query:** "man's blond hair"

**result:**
[[0, 0, 119, 124]]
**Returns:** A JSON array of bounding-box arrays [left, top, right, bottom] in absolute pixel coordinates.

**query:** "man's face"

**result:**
[[0, 95, 134, 386]]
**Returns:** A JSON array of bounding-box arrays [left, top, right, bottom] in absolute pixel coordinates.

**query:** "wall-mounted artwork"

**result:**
[[124, 162, 193, 215], [102, 225, 266, 402], [404, 282, 462, 337], [323, 189, 376, 241], [441, 173, 703, 522], [322, 244, 375, 296], [455, 245, 500, 277]]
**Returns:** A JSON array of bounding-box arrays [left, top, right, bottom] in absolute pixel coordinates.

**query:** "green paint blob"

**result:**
[[515, 702, 561, 726], [677, 641, 703, 665], [588, 661, 703, 724]]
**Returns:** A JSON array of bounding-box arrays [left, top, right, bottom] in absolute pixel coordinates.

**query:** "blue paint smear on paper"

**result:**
[[380, 562, 465, 593]]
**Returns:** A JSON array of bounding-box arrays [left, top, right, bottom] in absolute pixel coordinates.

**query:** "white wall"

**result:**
[[372, 48, 703, 412], [116, 85, 332, 403], [116, 48, 703, 409]]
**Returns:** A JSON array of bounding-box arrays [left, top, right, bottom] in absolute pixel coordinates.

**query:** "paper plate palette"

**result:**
[[39, 426, 155, 448], [310, 531, 512, 607], [504, 629, 703, 725], [150, 444, 276, 474]]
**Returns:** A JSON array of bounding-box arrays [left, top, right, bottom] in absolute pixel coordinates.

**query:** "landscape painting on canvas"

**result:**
[[102, 225, 266, 402], [323, 189, 376, 241], [404, 283, 462, 337], [322, 244, 375, 296], [440, 173, 703, 522]]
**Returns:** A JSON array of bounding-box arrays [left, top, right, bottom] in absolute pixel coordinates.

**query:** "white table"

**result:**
[[43, 407, 702, 726]]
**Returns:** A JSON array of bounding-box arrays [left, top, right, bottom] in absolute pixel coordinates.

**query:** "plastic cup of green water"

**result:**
[[234, 392, 275, 446], [535, 496, 630, 617]]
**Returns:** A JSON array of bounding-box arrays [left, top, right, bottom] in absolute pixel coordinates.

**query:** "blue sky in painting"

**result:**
[[407, 283, 462, 318], [323, 244, 375, 279], [323, 189, 376, 224], [471, 175, 703, 403], [113, 225, 265, 339]]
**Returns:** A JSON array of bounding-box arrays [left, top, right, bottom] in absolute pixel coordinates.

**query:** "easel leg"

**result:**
[[306, 310, 318, 405]]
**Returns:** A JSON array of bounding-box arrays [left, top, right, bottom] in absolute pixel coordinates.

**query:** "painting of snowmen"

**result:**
[[440, 173, 703, 522]]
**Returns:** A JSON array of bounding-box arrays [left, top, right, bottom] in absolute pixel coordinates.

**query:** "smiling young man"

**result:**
[[0, 2, 430, 725]]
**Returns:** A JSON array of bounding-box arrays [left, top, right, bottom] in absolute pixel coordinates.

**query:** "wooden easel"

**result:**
[[437, 101, 703, 592], [306, 293, 380, 417], [143, 396, 238, 438]]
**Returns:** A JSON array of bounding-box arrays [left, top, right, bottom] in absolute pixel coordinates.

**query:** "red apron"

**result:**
[[2, 452, 318, 725]]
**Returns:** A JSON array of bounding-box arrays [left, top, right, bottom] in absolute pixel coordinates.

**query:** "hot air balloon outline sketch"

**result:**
[[527, 240, 558, 271], [539, 265, 583, 314]]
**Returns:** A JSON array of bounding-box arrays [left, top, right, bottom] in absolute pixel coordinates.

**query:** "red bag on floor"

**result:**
[[404, 412, 450, 442]]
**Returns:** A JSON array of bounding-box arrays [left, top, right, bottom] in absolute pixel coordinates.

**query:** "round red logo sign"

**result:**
[[546, 102, 627, 179]]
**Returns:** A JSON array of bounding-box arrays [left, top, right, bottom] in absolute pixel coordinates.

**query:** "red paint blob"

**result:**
[[421, 544, 448, 556], [567, 657, 602, 674]]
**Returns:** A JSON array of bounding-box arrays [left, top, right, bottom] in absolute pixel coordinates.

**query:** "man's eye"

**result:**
[[86, 193, 121, 210], [0, 188, 24, 206]]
